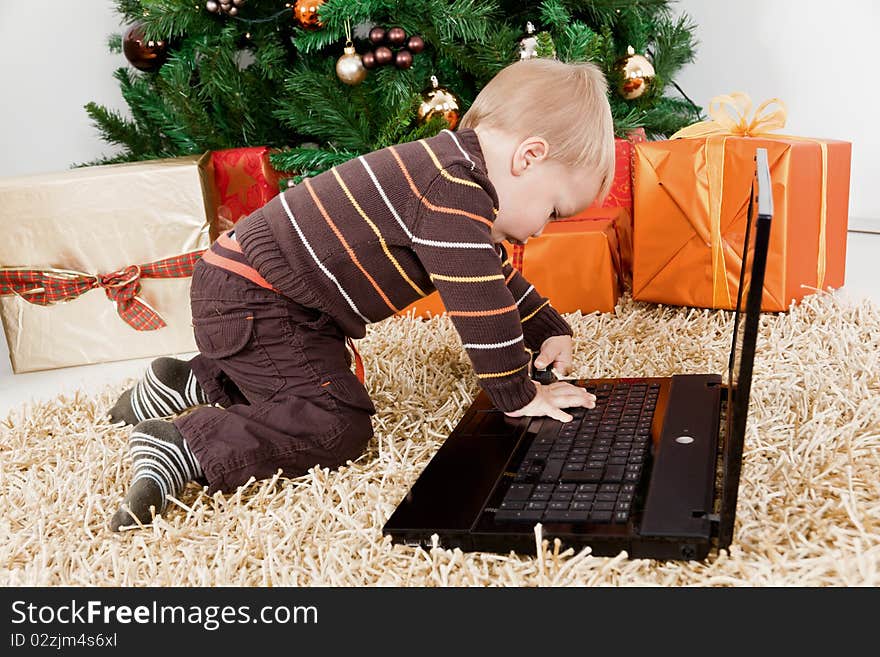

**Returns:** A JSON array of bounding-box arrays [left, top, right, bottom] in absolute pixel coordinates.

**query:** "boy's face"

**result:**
[[485, 135, 603, 246]]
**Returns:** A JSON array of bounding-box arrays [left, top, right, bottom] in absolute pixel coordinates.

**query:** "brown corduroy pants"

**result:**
[[175, 260, 375, 494]]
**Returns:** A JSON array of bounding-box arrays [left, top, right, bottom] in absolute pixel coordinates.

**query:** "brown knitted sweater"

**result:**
[[235, 128, 572, 412]]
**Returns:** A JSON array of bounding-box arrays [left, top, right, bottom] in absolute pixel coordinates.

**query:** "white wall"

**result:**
[[0, 1, 128, 175], [0, 0, 877, 221]]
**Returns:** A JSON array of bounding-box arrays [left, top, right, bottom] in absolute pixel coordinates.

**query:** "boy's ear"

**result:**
[[511, 136, 549, 175]]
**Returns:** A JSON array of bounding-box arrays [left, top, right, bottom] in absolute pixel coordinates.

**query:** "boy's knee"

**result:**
[[329, 410, 373, 464]]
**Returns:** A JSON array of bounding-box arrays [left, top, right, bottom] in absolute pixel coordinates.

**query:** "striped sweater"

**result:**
[[234, 128, 572, 412]]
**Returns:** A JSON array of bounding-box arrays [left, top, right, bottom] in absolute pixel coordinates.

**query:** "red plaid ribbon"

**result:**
[[0, 250, 205, 331]]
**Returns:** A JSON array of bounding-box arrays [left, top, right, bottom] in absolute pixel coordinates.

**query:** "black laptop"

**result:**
[[384, 148, 774, 561]]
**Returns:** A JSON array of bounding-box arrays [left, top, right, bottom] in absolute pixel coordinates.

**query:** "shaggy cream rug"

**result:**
[[1, 292, 878, 586]]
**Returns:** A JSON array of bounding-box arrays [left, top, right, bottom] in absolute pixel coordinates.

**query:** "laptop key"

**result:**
[[495, 509, 544, 523], [614, 511, 630, 523], [560, 468, 603, 483], [590, 510, 613, 523], [604, 465, 625, 482], [540, 459, 566, 482], [505, 484, 533, 501], [544, 510, 589, 523]]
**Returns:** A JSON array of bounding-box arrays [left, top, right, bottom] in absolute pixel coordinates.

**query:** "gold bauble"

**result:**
[[336, 45, 367, 85], [418, 76, 461, 130], [616, 45, 655, 100]]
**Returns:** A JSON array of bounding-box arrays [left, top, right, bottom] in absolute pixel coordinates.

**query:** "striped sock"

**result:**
[[109, 419, 204, 531], [108, 357, 209, 425]]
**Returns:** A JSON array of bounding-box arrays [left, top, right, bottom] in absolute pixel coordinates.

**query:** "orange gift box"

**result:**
[[632, 94, 851, 311], [397, 207, 631, 318]]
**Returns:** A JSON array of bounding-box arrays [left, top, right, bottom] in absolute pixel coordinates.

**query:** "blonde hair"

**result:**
[[459, 58, 616, 204]]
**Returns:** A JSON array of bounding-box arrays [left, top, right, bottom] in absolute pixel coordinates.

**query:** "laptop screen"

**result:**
[[719, 148, 773, 548]]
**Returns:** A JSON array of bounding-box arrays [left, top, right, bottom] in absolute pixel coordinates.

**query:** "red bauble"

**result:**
[[374, 46, 393, 66], [123, 23, 167, 72], [361, 50, 377, 69], [406, 35, 425, 54], [386, 26, 407, 46], [394, 49, 413, 69], [368, 26, 386, 44]]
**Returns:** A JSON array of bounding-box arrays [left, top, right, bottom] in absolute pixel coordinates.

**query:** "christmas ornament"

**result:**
[[386, 27, 407, 47], [617, 45, 655, 100], [362, 26, 426, 70], [122, 23, 168, 73], [206, 0, 246, 17], [406, 35, 425, 54], [293, 0, 325, 30], [336, 44, 367, 84], [519, 21, 538, 60], [418, 76, 461, 130], [335, 20, 366, 86], [374, 46, 393, 66], [394, 49, 413, 70]]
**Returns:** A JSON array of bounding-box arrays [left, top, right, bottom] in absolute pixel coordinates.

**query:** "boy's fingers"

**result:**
[[554, 359, 572, 375], [551, 409, 573, 423]]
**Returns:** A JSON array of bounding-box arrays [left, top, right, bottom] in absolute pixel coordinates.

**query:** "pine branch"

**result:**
[[269, 146, 360, 174], [115, 0, 146, 24], [83, 102, 153, 154], [540, 0, 572, 30], [274, 61, 372, 150], [108, 33, 123, 54], [139, 0, 219, 41], [556, 22, 603, 63], [375, 94, 423, 148], [649, 12, 699, 83]]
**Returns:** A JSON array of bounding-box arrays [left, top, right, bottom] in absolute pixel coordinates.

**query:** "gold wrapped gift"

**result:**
[[0, 155, 212, 373]]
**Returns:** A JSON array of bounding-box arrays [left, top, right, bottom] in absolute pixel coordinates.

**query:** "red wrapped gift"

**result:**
[[208, 147, 282, 238], [589, 128, 647, 211], [398, 207, 631, 318]]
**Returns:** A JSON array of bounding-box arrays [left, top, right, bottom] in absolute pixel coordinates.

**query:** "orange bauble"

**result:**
[[293, 0, 325, 30]]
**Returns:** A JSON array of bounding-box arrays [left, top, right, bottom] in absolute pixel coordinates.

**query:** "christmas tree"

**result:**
[[87, 0, 701, 180]]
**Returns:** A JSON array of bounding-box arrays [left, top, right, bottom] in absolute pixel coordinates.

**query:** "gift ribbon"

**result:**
[[671, 92, 830, 307], [0, 250, 205, 331]]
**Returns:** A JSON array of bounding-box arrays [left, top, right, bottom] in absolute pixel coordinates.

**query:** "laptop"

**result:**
[[383, 148, 774, 561]]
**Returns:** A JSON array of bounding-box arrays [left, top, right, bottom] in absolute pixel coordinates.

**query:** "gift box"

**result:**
[[0, 155, 212, 373], [632, 94, 851, 311], [589, 128, 647, 211], [398, 207, 631, 318], [208, 147, 282, 238]]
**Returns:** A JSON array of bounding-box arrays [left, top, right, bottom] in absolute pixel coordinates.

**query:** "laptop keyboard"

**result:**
[[495, 382, 660, 524]]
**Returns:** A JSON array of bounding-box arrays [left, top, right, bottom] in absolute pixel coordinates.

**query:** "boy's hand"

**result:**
[[504, 380, 596, 424], [533, 335, 575, 376]]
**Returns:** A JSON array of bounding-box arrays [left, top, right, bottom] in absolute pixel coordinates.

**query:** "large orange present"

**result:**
[[397, 207, 631, 318], [632, 93, 851, 311]]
